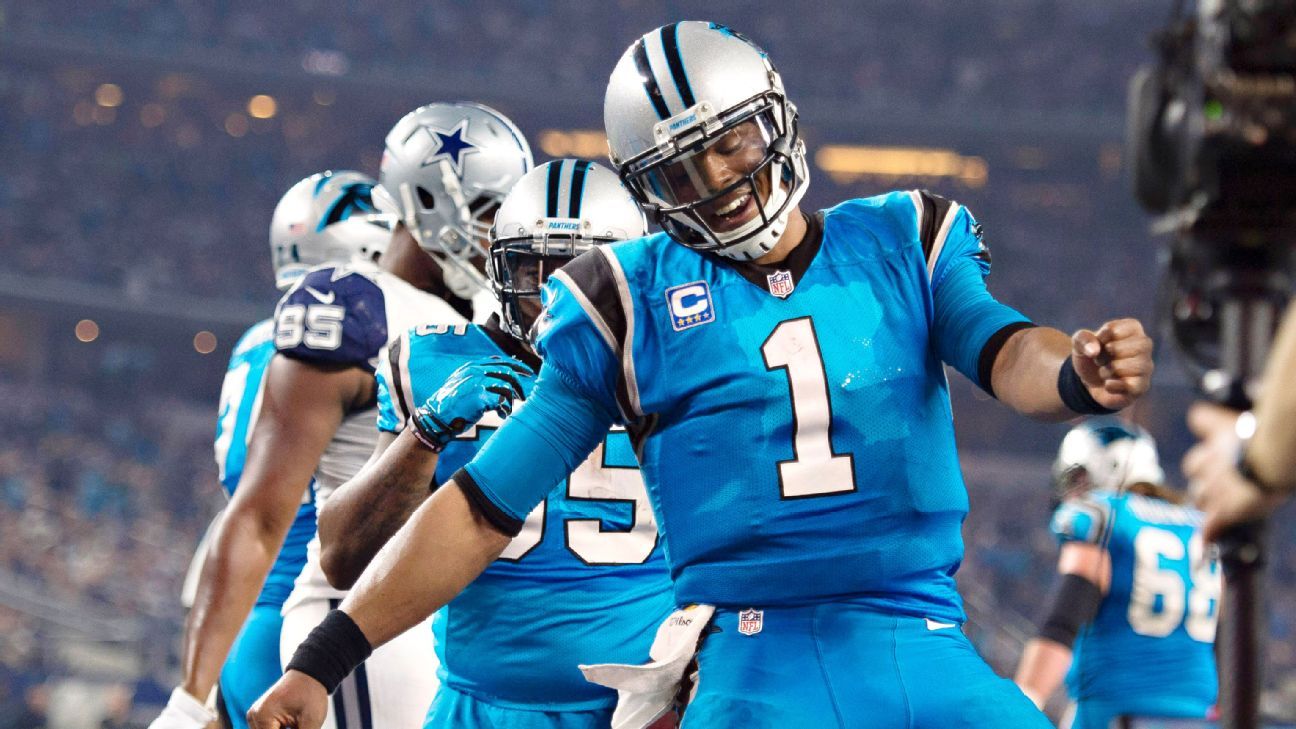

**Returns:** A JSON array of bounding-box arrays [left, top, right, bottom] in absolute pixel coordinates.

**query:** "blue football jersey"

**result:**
[[466, 190, 1032, 621], [214, 319, 315, 608], [375, 318, 674, 711], [1052, 491, 1220, 715]]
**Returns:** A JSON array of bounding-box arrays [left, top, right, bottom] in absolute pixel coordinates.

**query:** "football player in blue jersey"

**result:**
[[180, 102, 533, 729], [313, 159, 676, 729], [1015, 420, 1220, 729], [150, 170, 388, 729], [251, 23, 1157, 729]]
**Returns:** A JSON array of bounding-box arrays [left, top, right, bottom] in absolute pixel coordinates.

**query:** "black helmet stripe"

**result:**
[[545, 161, 563, 217], [568, 160, 591, 219], [632, 37, 671, 120], [660, 23, 697, 109]]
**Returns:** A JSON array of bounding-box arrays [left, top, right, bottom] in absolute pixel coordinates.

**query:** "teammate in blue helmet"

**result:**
[[314, 159, 674, 729], [252, 22, 1156, 729], [1015, 419, 1220, 728]]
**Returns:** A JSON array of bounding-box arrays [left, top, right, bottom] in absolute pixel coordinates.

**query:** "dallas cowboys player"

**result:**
[[149, 170, 389, 729], [315, 160, 674, 729], [1015, 420, 1220, 728], [250, 23, 1156, 729], [274, 102, 533, 729]]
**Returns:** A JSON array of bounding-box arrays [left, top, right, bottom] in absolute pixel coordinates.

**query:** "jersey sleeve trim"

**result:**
[[452, 468, 525, 537], [597, 247, 645, 419], [548, 250, 644, 421], [912, 190, 957, 277], [975, 321, 1038, 398], [386, 336, 414, 426]]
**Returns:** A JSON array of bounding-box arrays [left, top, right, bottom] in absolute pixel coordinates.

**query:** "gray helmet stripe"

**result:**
[[660, 23, 697, 109], [568, 160, 591, 218], [545, 161, 563, 218], [631, 37, 671, 120]]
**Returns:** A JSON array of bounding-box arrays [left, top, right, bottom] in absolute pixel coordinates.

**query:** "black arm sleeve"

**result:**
[[1037, 573, 1103, 647]]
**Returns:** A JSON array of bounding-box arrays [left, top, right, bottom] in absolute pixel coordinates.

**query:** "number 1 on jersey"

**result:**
[[762, 317, 856, 498]]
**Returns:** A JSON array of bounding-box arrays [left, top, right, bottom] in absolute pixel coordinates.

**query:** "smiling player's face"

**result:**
[[647, 118, 777, 232]]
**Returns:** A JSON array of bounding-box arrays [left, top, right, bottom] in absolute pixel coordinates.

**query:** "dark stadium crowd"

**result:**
[[5, 0, 1296, 723], [0, 372, 212, 719], [3, 0, 1161, 111]]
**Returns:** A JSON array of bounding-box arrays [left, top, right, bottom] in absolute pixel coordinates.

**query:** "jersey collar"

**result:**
[[705, 210, 825, 297], [481, 314, 542, 370]]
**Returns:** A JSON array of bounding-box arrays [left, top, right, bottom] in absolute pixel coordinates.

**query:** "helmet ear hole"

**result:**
[[416, 187, 437, 210]]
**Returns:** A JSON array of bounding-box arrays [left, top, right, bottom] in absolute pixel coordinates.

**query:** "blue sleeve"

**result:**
[[929, 205, 1034, 394], [456, 364, 617, 535], [374, 341, 403, 434], [273, 266, 387, 371], [1050, 496, 1111, 545], [530, 275, 624, 420]]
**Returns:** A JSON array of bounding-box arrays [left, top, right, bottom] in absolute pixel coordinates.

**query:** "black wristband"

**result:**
[[285, 610, 373, 695], [1057, 358, 1119, 415], [1038, 573, 1103, 646]]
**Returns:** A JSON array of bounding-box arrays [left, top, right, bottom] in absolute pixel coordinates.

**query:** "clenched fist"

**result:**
[[1071, 318, 1154, 411], [247, 670, 329, 729]]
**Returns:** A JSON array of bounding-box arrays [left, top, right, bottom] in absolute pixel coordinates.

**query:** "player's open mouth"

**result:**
[[707, 192, 757, 231]]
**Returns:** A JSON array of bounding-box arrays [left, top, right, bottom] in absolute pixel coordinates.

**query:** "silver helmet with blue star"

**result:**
[[375, 102, 533, 299]]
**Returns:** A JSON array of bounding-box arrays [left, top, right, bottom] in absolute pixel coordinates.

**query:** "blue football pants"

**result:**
[[219, 604, 284, 729], [423, 685, 614, 729], [682, 604, 1052, 729]]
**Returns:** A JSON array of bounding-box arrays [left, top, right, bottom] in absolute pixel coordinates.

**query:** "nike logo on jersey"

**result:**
[[925, 619, 957, 631], [305, 286, 336, 305]]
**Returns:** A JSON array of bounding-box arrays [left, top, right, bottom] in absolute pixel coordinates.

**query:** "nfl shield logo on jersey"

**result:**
[[737, 608, 764, 636], [766, 270, 794, 298], [665, 281, 715, 332]]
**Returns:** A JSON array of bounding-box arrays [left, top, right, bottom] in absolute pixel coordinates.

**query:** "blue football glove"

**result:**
[[410, 356, 534, 452]]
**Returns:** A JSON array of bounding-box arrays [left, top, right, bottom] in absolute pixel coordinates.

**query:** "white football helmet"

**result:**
[[488, 159, 647, 340], [604, 21, 809, 262], [376, 102, 533, 299], [269, 171, 391, 290], [1052, 418, 1167, 496]]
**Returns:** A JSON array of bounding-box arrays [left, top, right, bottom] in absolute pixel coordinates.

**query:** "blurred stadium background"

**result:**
[[1, 1, 1293, 726]]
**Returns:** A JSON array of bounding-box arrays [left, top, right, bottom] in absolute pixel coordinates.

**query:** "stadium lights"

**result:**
[[538, 130, 610, 160], [193, 331, 218, 354], [75, 319, 99, 343], [814, 145, 989, 188], [94, 83, 123, 108], [248, 94, 278, 119], [538, 130, 988, 189]]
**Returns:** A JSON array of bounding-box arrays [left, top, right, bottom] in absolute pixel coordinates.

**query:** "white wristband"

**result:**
[[166, 687, 217, 724]]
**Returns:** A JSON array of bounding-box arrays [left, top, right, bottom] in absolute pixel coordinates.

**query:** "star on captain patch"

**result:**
[[766, 269, 794, 298], [418, 120, 479, 177]]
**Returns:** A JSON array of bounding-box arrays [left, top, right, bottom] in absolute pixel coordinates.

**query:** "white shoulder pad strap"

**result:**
[[580, 604, 715, 729]]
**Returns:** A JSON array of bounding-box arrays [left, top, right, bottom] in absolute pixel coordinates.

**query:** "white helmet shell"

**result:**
[[376, 102, 533, 298], [604, 21, 809, 262], [489, 159, 646, 339], [269, 170, 390, 290], [1053, 419, 1166, 495]]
